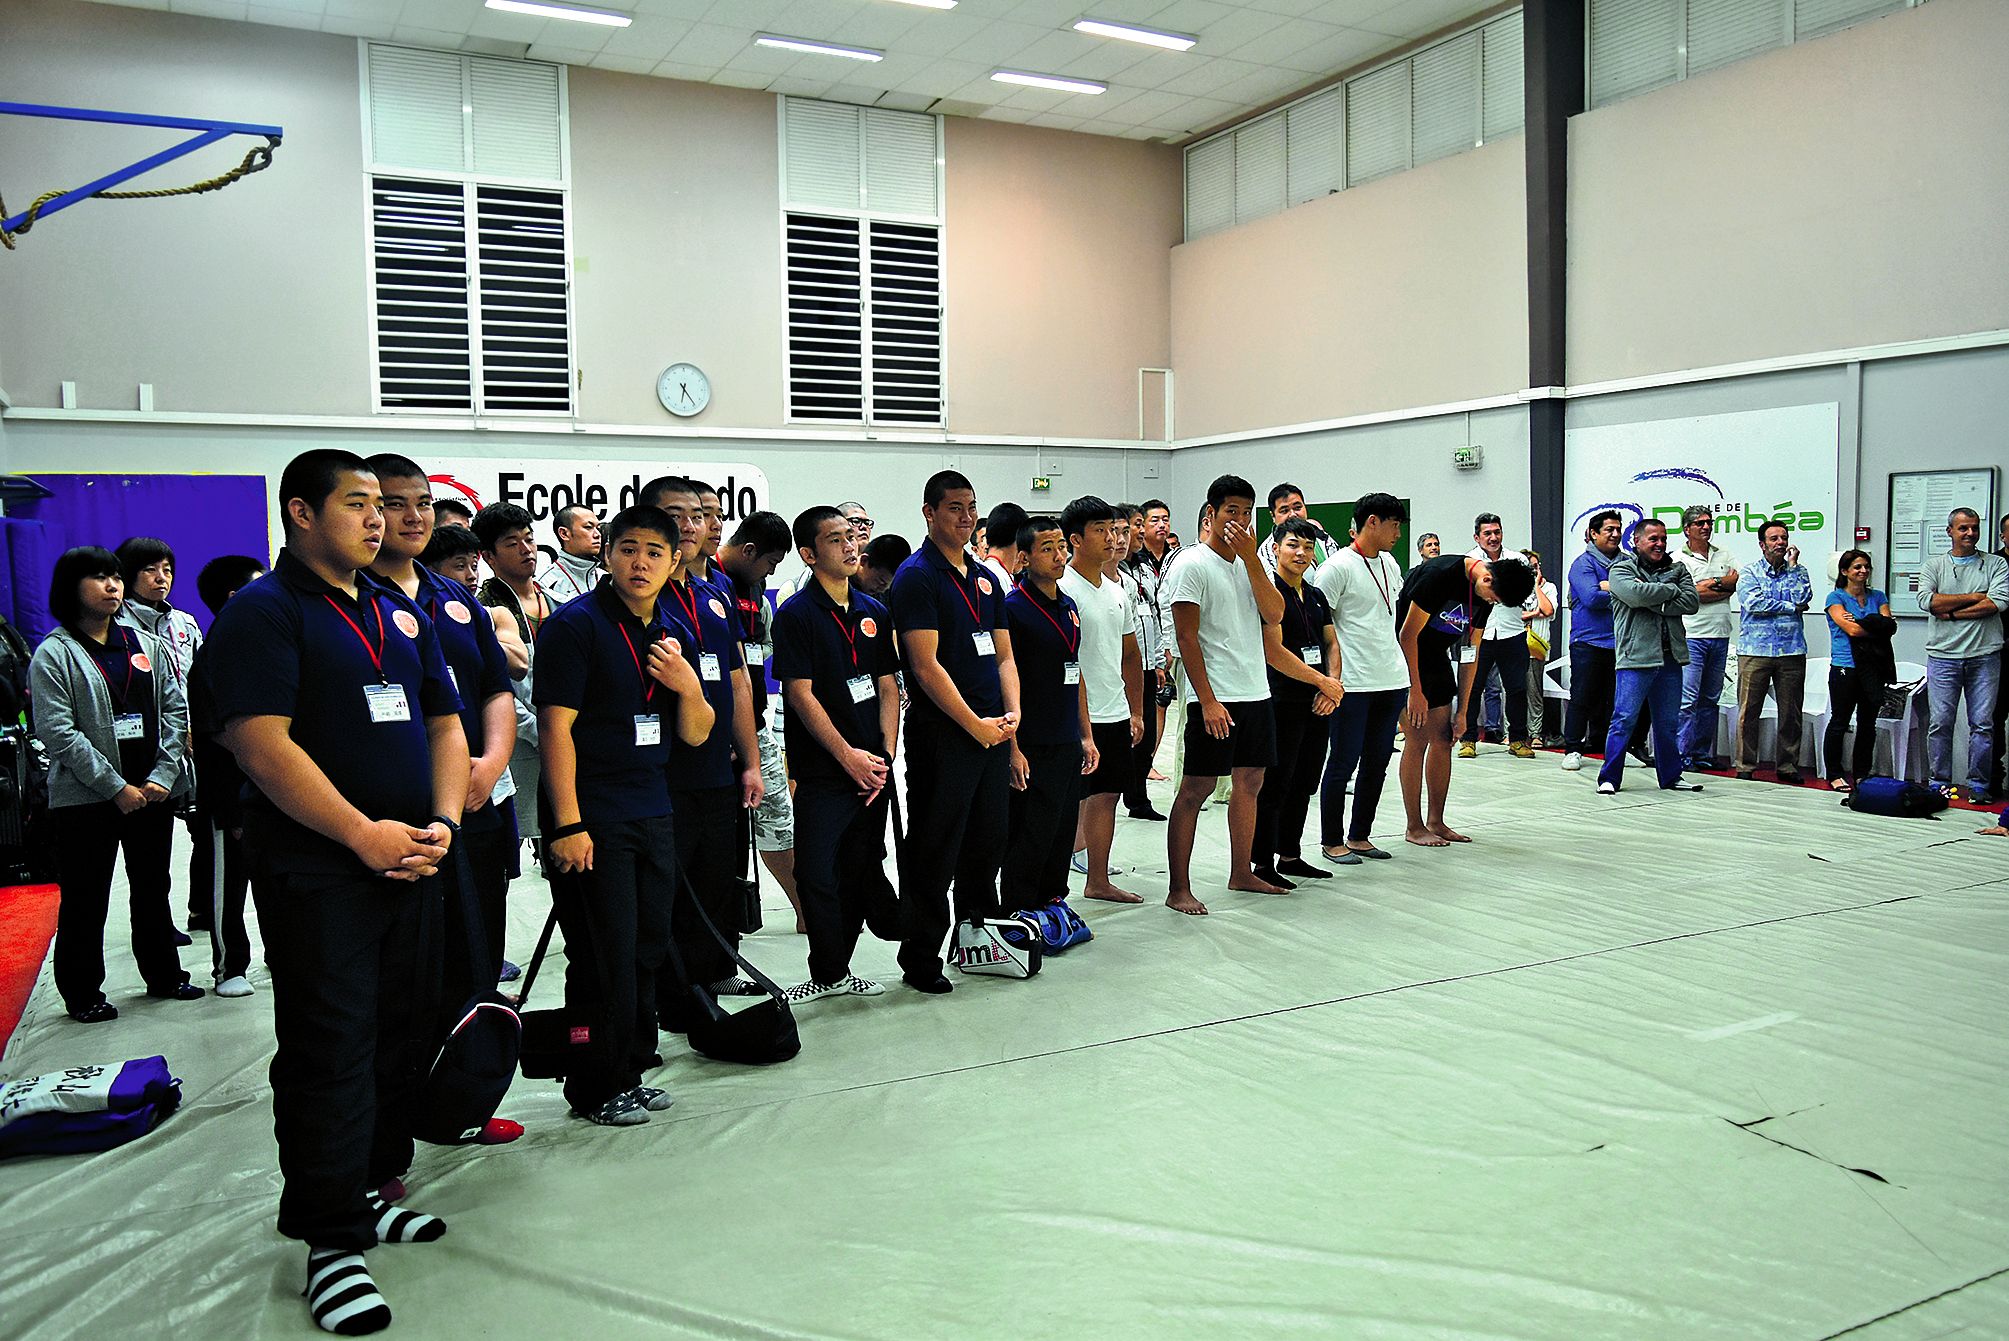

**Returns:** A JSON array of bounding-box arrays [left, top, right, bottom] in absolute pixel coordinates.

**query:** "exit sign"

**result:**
[[1031, 476, 1052, 492]]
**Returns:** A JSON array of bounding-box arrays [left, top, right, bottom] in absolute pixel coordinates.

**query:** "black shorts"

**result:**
[[1182, 699, 1277, 777], [1419, 647, 1457, 708], [1083, 719, 1132, 796]]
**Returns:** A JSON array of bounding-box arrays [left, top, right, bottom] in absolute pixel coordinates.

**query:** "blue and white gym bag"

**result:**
[[0, 1056, 182, 1158]]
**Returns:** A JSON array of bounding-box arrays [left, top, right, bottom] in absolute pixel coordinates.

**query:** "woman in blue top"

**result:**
[[1822, 549, 1894, 790]]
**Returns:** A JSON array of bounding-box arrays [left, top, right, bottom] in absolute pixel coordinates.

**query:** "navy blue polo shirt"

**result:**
[[657, 570, 743, 792], [772, 580, 897, 787], [1003, 579, 1082, 748], [888, 542, 1005, 732], [205, 549, 462, 876], [413, 563, 513, 833], [81, 622, 160, 783], [532, 578, 678, 825]]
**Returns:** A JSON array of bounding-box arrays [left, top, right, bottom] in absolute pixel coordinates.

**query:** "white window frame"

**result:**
[[359, 43, 577, 418], [777, 98, 947, 429]]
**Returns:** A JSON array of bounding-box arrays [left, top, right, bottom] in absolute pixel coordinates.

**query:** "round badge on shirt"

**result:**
[[392, 610, 420, 639], [859, 617, 878, 638], [709, 596, 727, 618], [977, 576, 993, 595], [444, 600, 472, 624], [129, 652, 152, 673]]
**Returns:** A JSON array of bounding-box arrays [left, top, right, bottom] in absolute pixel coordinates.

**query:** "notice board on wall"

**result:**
[[1886, 468, 1998, 613]]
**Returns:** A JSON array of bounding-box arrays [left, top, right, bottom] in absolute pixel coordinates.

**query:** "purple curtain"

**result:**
[[7, 474, 269, 641]]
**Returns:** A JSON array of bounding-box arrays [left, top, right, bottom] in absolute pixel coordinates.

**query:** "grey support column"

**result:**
[[1524, 0, 1585, 567]]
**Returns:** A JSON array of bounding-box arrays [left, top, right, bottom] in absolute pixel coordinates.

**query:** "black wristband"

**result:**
[[429, 814, 461, 835], [548, 821, 589, 841]]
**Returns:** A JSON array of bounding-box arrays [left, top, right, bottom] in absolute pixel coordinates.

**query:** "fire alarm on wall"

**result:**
[[1855, 526, 1872, 543]]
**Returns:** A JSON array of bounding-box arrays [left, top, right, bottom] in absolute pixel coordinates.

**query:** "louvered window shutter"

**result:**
[[862, 108, 940, 218], [785, 214, 866, 423], [784, 99, 863, 212], [1688, 0, 1789, 76], [1588, 0, 1683, 107], [1184, 135, 1234, 238], [368, 46, 466, 174], [473, 185, 570, 413], [1345, 61, 1411, 187], [867, 219, 942, 425], [372, 177, 472, 410], [1233, 115, 1287, 225], [1481, 11, 1525, 141], [1411, 30, 1482, 166], [469, 59, 564, 181], [1285, 88, 1343, 206]]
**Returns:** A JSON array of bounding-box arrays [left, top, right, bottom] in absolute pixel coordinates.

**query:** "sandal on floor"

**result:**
[[1831, 778, 1853, 793]]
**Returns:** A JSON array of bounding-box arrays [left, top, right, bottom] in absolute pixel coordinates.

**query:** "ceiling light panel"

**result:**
[[1071, 18, 1197, 52], [991, 70, 1107, 94], [484, 0, 633, 29], [755, 34, 887, 62]]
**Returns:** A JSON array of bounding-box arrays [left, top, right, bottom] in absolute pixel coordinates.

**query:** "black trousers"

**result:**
[[1564, 643, 1617, 753], [547, 815, 677, 1114], [666, 786, 742, 997], [206, 818, 251, 983], [437, 810, 515, 1028], [1255, 696, 1327, 868], [253, 864, 436, 1250], [52, 800, 184, 1012], [794, 778, 892, 985], [183, 808, 214, 928], [1002, 740, 1081, 911], [1462, 637, 1530, 742], [1824, 666, 1880, 782], [1320, 687, 1403, 848], [897, 726, 1010, 980], [1123, 669, 1160, 812]]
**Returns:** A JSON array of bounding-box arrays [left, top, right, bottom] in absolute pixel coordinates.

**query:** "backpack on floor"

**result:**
[[413, 848, 522, 1144], [951, 916, 1044, 979], [1842, 776, 1947, 819], [1008, 900, 1092, 954]]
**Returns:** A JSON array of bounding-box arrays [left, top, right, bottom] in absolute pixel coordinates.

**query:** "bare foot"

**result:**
[[1428, 823, 1471, 843], [1166, 889, 1209, 915], [1084, 881, 1144, 904], [1228, 874, 1290, 894], [1405, 827, 1449, 848], [1147, 769, 1169, 781]]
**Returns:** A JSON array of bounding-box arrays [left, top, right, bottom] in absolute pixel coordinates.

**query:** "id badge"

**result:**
[[1062, 661, 1081, 685], [847, 675, 875, 705], [972, 631, 996, 657], [745, 643, 766, 666], [699, 652, 723, 682], [1300, 646, 1322, 666], [1458, 644, 1477, 666], [113, 712, 146, 742], [634, 714, 662, 746], [364, 683, 411, 723]]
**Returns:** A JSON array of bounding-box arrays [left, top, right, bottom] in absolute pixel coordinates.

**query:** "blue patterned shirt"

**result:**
[[1736, 560, 1813, 657]]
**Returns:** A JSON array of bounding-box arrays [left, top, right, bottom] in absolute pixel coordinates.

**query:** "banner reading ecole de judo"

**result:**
[[1563, 403, 1840, 562], [424, 457, 772, 567]]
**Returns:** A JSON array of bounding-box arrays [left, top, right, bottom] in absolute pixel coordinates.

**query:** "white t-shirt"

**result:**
[[1059, 564, 1132, 724], [1466, 545, 1522, 638], [1312, 546, 1408, 693], [1166, 545, 1269, 704], [981, 555, 1014, 591]]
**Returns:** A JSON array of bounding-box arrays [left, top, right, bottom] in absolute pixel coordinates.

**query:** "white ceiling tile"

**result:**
[[767, 76, 835, 98], [1056, 42, 1157, 81], [1152, 55, 1261, 97], [944, 19, 1050, 66], [599, 17, 690, 59], [1356, 0, 1493, 40], [647, 59, 713, 80], [1001, 0, 1083, 24], [830, 5, 930, 47], [391, 23, 463, 46], [525, 42, 601, 63], [465, 8, 542, 38], [824, 82, 890, 106], [400, 0, 480, 26], [1276, 23, 1395, 74], [1241, 0, 1335, 15], [589, 52, 656, 72], [322, 15, 398, 36], [249, 5, 327, 29], [1005, 29, 1102, 72], [1216, 15, 1341, 65], [1142, 0, 1236, 37], [1106, 48, 1192, 88], [874, 90, 937, 112], [171, 0, 252, 17], [1027, 111, 1089, 129], [250, 0, 328, 14], [887, 58, 995, 98], [1098, 86, 1184, 122], [670, 21, 756, 65], [705, 68, 775, 89], [326, 0, 411, 19]]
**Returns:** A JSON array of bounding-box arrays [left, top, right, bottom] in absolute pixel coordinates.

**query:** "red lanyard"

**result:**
[[665, 580, 701, 638], [324, 593, 388, 682], [828, 610, 861, 668], [86, 626, 137, 710], [945, 564, 987, 631], [1353, 543, 1394, 614], [618, 621, 658, 703], [1022, 589, 1077, 657]]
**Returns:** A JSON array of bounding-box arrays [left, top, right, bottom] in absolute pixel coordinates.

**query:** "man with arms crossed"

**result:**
[[1917, 507, 2009, 802]]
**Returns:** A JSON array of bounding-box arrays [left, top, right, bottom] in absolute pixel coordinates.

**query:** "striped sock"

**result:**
[[366, 1195, 446, 1244], [305, 1249, 391, 1336]]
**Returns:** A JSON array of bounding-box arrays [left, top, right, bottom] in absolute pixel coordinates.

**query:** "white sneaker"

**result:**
[[215, 976, 254, 998], [1596, 780, 1617, 795], [840, 975, 885, 996], [1562, 752, 1584, 771]]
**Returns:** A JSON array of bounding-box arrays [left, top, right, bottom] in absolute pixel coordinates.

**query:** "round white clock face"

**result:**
[[657, 363, 711, 417]]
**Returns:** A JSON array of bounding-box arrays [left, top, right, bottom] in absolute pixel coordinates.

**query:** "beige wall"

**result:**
[[943, 119, 1179, 440], [1167, 138, 1528, 440], [0, 0, 1181, 440], [0, 0, 369, 414], [1569, 0, 2009, 384], [567, 70, 784, 429]]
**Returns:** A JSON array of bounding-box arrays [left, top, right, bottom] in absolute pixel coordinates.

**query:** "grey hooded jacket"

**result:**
[[1608, 552, 1699, 672], [30, 624, 191, 808]]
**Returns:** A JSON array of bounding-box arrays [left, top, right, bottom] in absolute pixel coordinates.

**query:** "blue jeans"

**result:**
[[1598, 662, 1685, 790], [1320, 688, 1404, 847], [1926, 654, 2000, 793], [1678, 637, 1728, 768]]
